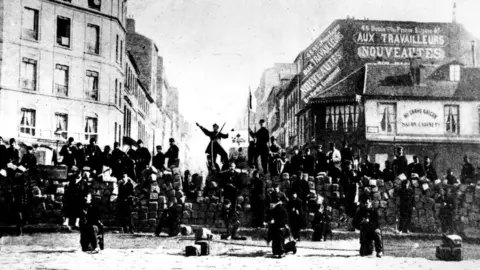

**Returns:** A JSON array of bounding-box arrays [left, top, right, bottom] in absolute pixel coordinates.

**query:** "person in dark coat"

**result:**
[[353, 196, 383, 258], [248, 140, 257, 169], [154, 201, 182, 237], [382, 160, 395, 182], [152, 145, 166, 172], [66, 170, 89, 228], [6, 138, 20, 165], [101, 145, 113, 170], [221, 199, 241, 239], [446, 169, 460, 185], [85, 138, 102, 175], [249, 119, 270, 174], [135, 140, 151, 178], [340, 141, 353, 166], [74, 143, 86, 171], [0, 137, 8, 169], [461, 155, 475, 184], [360, 155, 374, 178], [223, 178, 238, 206], [315, 145, 328, 174], [408, 155, 425, 179], [267, 199, 289, 258], [249, 170, 266, 228], [13, 173, 32, 236], [269, 184, 288, 204], [20, 146, 37, 170], [117, 173, 135, 234], [439, 188, 456, 234], [111, 142, 126, 179], [312, 204, 332, 241], [165, 138, 179, 168], [424, 156, 438, 181], [392, 146, 408, 177], [60, 137, 76, 170], [287, 192, 303, 241], [197, 122, 229, 169], [303, 148, 315, 177], [397, 180, 415, 234], [289, 148, 303, 175], [340, 160, 359, 229], [79, 195, 104, 253]]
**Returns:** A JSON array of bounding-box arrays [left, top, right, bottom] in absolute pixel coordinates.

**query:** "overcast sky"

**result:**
[[127, 0, 480, 171]]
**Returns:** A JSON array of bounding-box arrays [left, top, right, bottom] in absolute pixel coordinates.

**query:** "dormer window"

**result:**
[[88, 0, 101, 11], [449, 65, 461, 81]]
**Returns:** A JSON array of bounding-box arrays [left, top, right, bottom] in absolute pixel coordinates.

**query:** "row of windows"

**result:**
[[22, 57, 101, 101], [19, 108, 98, 141], [60, 0, 103, 11], [22, 6, 124, 63]]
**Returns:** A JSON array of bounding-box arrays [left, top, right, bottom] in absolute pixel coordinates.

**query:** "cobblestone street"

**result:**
[[1, 233, 479, 270]]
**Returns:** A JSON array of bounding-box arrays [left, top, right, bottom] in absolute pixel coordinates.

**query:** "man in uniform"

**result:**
[[315, 145, 328, 174], [424, 156, 438, 181], [117, 172, 135, 234], [135, 140, 151, 179], [392, 146, 408, 177], [13, 173, 32, 236], [74, 143, 86, 171], [326, 143, 341, 182], [249, 119, 270, 174], [165, 138, 179, 169], [408, 155, 425, 179], [289, 148, 303, 175], [152, 145, 166, 172], [303, 148, 315, 177], [397, 180, 415, 234], [111, 142, 126, 180], [249, 170, 266, 228], [85, 138, 102, 175], [60, 137, 76, 170], [6, 138, 20, 165], [197, 123, 229, 171], [269, 137, 281, 177], [340, 160, 359, 231], [353, 196, 383, 258]]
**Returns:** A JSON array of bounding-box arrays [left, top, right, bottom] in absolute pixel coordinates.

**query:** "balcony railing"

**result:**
[[18, 127, 94, 143], [55, 84, 68, 96]]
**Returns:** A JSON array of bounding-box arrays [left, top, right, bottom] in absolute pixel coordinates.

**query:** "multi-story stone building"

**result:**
[[0, 0, 128, 160]]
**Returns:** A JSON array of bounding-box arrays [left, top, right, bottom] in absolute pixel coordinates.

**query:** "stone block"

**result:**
[[149, 202, 158, 212]]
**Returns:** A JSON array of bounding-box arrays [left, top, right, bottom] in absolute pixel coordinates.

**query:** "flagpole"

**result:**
[[248, 88, 250, 142]]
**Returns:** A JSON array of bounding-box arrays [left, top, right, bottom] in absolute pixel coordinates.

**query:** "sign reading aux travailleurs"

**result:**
[[355, 24, 449, 60], [301, 24, 344, 102]]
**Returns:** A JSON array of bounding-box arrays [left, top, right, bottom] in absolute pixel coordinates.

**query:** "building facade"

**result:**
[[0, 0, 127, 156]]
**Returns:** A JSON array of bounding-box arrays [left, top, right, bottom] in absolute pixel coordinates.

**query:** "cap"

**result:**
[[259, 119, 265, 124], [169, 138, 175, 143], [137, 139, 143, 145]]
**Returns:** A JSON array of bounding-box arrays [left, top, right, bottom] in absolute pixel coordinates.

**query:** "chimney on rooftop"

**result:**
[[127, 18, 135, 33]]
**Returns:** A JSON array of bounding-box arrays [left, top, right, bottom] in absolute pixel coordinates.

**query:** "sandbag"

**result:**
[[195, 227, 213, 240]]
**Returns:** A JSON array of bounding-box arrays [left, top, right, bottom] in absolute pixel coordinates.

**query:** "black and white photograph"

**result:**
[[1, 0, 480, 269]]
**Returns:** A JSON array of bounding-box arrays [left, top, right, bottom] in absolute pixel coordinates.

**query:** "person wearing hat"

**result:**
[[266, 196, 289, 258], [154, 199, 182, 237], [289, 148, 303, 175], [6, 138, 20, 165], [303, 148, 315, 177], [353, 196, 383, 258], [60, 137, 76, 170], [117, 172, 136, 234], [326, 142, 341, 178], [13, 172, 32, 236], [269, 136, 281, 176], [407, 155, 425, 179], [20, 146, 37, 170], [249, 119, 270, 174], [461, 155, 475, 184], [221, 199, 241, 240], [74, 143, 86, 171], [196, 122, 229, 172], [135, 139, 152, 179], [287, 192, 304, 241], [392, 146, 408, 177], [424, 156, 438, 181], [152, 145, 166, 172], [315, 145, 328, 174], [165, 138, 180, 168], [79, 194, 104, 253], [249, 170, 266, 228], [85, 138, 102, 175], [111, 142, 126, 179], [340, 160, 360, 231], [397, 178, 415, 234]]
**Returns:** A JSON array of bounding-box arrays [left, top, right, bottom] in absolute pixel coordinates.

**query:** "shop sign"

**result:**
[[397, 103, 443, 134], [354, 24, 448, 60]]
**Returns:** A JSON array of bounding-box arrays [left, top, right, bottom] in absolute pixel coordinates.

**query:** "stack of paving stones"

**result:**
[[2, 169, 480, 237]]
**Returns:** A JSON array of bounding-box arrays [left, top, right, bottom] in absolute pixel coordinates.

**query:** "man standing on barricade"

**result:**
[[249, 119, 269, 174], [60, 137, 76, 170], [165, 138, 180, 169], [152, 145, 166, 172], [197, 123, 229, 172], [392, 146, 408, 177], [135, 140, 151, 179]]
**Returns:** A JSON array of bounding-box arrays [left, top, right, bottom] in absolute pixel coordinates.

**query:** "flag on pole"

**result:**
[[249, 87, 256, 113]]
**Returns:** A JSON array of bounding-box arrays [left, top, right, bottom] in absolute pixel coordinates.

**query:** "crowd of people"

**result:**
[[0, 120, 476, 257]]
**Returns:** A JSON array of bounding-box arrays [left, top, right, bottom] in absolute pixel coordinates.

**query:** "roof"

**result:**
[[363, 63, 480, 101], [310, 67, 365, 104]]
